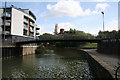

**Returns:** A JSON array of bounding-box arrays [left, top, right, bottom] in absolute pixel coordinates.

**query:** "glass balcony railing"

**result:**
[[30, 33, 34, 37], [36, 27, 40, 30], [3, 12, 11, 17], [3, 20, 11, 26], [2, 31, 10, 35], [36, 33, 39, 35], [23, 18, 28, 24], [5, 22, 10, 26], [30, 22, 34, 27], [30, 27, 34, 32], [30, 29, 34, 32], [24, 25, 28, 30], [36, 31, 39, 35]]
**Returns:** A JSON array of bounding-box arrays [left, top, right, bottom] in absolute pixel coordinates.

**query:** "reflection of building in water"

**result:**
[[54, 24, 58, 35]]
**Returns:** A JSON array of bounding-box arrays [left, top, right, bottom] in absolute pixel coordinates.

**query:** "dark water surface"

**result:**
[[2, 48, 93, 79]]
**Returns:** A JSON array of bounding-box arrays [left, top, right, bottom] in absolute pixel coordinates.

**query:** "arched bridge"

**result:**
[[15, 39, 102, 45]]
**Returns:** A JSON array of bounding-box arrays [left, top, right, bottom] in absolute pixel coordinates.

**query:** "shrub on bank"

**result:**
[[35, 44, 47, 54]]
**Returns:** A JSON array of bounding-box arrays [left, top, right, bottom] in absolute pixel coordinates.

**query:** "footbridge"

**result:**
[[15, 39, 102, 46]]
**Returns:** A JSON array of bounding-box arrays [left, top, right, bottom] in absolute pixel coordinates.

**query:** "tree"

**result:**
[[55, 29, 95, 47], [42, 33, 53, 36], [97, 30, 119, 39]]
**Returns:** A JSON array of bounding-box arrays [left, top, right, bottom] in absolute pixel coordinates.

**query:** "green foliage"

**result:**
[[97, 30, 120, 39], [38, 29, 95, 47], [42, 33, 53, 36], [83, 43, 97, 48], [55, 29, 95, 47], [35, 44, 47, 54]]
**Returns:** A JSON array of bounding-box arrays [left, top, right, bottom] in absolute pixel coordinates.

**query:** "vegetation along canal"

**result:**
[[3, 48, 94, 79]]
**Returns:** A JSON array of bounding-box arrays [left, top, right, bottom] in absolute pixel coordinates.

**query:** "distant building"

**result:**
[[60, 29, 65, 34], [54, 24, 58, 35], [0, 6, 40, 44]]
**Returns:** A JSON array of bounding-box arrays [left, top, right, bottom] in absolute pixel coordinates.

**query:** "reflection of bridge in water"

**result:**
[[15, 39, 102, 45]]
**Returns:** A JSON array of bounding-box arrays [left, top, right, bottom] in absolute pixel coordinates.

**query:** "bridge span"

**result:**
[[15, 39, 102, 45]]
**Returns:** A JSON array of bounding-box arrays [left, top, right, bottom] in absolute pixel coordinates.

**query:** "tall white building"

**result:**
[[0, 6, 40, 44], [54, 24, 58, 35]]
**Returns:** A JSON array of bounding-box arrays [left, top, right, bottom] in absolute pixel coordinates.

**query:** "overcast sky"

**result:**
[[1, 0, 118, 35]]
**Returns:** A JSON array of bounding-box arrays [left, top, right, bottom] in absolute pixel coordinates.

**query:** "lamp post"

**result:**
[[101, 11, 105, 31]]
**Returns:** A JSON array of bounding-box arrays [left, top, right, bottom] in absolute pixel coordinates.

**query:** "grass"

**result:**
[[83, 43, 97, 48]]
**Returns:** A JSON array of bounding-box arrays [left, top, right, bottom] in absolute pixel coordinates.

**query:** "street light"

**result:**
[[101, 11, 105, 31]]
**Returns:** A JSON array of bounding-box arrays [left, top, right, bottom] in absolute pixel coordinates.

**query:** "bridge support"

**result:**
[[22, 46, 37, 56]]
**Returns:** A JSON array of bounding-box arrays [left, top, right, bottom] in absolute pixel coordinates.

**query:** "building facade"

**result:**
[[0, 6, 40, 45], [60, 29, 65, 34]]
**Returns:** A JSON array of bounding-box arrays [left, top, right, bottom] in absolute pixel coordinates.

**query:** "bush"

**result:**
[[35, 44, 46, 54]]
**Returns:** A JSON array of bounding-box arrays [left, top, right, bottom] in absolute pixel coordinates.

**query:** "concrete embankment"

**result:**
[[22, 46, 37, 56], [81, 49, 120, 79]]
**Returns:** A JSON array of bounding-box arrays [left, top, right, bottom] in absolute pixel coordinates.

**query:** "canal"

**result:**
[[2, 48, 93, 79]]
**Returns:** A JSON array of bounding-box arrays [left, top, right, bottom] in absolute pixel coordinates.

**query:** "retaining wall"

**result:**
[[79, 50, 113, 80], [97, 39, 120, 56], [2, 47, 22, 59], [1, 46, 37, 59]]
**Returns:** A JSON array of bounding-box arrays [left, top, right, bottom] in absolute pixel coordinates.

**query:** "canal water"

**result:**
[[2, 48, 93, 79]]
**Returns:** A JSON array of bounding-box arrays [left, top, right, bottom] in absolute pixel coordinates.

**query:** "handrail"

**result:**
[[115, 64, 120, 80]]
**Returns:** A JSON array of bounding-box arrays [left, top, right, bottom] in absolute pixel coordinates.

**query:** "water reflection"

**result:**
[[2, 48, 93, 79]]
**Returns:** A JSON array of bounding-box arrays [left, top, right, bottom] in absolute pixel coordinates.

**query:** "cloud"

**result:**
[[95, 3, 110, 11], [92, 0, 118, 2], [105, 19, 118, 31], [57, 22, 100, 35], [2, 0, 119, 2], [92, 0, 107, 2], [40, 0, 110, 18], [58, 22, 77, 30]]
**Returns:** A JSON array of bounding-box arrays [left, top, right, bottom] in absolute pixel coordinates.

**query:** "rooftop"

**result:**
[[1, 5, 36, 20]]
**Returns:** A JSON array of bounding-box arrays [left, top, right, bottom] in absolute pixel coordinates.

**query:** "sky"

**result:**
[[0, 0, 118, 35]]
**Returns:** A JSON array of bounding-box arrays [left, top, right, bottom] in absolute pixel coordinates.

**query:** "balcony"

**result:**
[[24, 25, 28, 30], [3, 12, 11, 17], [30, 29, 34, 33], [23, 18, 28, 24], [36, 27, 40, 30], [5, 22, 10, 26], [3, 20, 11, 26], [30, 27, 34, 32], [30, 33, 34, 37], [2, 31, 10, 35], [36, 31, 39, 35], [30, 22, 34, 27]]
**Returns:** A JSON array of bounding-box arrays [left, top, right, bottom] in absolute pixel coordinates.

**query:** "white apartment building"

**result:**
[[0, 6, 40, 44]]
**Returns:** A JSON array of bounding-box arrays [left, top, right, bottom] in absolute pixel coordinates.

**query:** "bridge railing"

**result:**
[[38, 35, 90, 41]]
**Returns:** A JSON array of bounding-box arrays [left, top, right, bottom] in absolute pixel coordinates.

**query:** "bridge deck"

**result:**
[[15, 39, 102, 45]]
